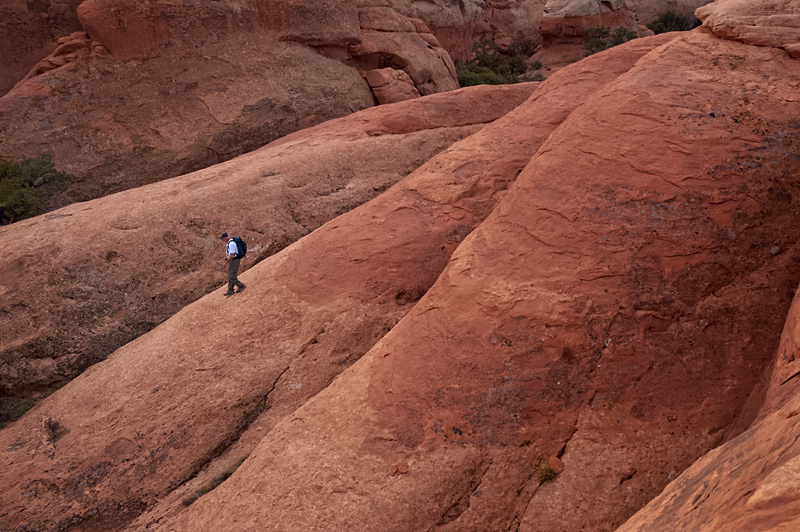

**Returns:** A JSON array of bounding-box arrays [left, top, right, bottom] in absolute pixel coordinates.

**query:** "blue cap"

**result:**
[[220, 232, 229, 239]]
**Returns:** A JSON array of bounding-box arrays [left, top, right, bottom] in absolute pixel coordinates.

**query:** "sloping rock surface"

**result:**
[[0, 84, 532, 400], [618, 281, 800, 532], [161, 17, 800, 532], [0, 83, 535, 531], [0, 35, 675, 532], [0, 0, 456, 207]]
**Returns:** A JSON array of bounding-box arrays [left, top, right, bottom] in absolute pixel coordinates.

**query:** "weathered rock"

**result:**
[[540, 0, 639, 40], [696, 0, 800, 52], [617, 282, 800, 531], [0, 79, 539, 531], [149, 35, 685, 532], [366, 68, 421, 104], [156, 17, 799, 532], [0, 0, 457, 209], [386, 0, 547, 61], [626, 0, 712, 25], [351, 29, 457, 95], [0, 0, 84, 97], [0, 83, 533, 401]]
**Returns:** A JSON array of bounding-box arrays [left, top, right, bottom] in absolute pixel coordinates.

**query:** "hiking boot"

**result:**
[[237, 285, 246, 293], [224, 290, 235, 297]]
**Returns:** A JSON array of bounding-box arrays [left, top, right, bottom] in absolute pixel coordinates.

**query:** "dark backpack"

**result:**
[[232, 236, 247, 258]]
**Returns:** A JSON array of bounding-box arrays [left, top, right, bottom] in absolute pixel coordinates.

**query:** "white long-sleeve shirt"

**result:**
[[226, 240, 238, 259]]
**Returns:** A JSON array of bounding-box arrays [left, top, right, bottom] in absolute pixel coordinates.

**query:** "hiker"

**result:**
[[220, 232, 246, 296]]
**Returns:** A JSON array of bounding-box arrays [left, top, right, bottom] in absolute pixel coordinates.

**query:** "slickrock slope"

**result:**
[[0, 83, 533, 400], [0, 36, 675, 532], [618, 283, 800, 532], [0, 0, 457, 206], [162, 15, 799, 532]]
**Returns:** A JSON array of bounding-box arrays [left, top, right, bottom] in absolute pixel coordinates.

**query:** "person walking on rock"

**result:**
[[221, 232, 246, 296]]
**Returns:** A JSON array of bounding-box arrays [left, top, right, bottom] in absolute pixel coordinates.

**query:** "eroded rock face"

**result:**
[[540, 0, 713, 42], [0, 0, 457, 207], [0, 0, 84, 97], [541, 0, 639, 40], [3, 34, 679, 532], [697, 0, 800, 56], [0, 81, 540, 531], [386, 0, 548, 61], [366, 67, 421, 104]]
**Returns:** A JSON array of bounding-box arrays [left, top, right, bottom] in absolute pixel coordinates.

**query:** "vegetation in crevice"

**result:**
[[457, 39, 542, 87], [647, 11, 701, 34], [584, 26, 638, 56], [0, 154, 71, 225]]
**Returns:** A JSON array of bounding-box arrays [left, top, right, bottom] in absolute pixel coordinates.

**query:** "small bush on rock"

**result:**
[[584, 26, 638, 56], [538, 462, 559, 483], [647, 11, 700, 34], [456, 39, 535, 87], [0, 154, 70, 225]]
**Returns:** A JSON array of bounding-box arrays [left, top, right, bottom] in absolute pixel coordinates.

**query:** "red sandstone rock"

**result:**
[[0, 83, 532, 401], [0, 33, 673, 530], [617, 281, 800, 531], [697, 0, 800, 52], [540, 0, 640, 40], [366, 68, 421, 104], [146, 35, 681, 532], [0, 0, 458, 208], [0, 0, 84, 97], [155, 19, 799, 532]]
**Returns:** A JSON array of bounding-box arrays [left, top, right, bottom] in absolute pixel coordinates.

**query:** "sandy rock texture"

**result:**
[[0, 0, 457, 206], [625, 0, 712, 24], [697, 0, 800, 57], [161, 14, 799, 532], [541, 0, 712, 42], [0, 84, 534, 400], [384, 0, 547, 61], [0, 35, 673, 532], [0, 0, 84, 97], [618, 281, 800, 532]]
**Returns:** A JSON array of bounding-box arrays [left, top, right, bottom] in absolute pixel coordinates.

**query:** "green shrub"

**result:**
[[456, 39, 535, 87], [0, 154, 70, 225], [584, 26, 638, 56], [647, 11, 700, 34], [0, 397, 36, 428]]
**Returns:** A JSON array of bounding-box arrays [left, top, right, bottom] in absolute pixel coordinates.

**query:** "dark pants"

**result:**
[[227, 258, 245, 292]]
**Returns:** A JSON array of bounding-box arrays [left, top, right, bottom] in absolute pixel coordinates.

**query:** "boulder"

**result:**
[[366, 68, 421, 104], [696, 0, 800, 51]]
